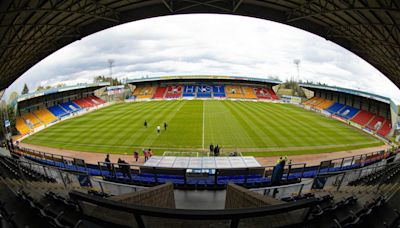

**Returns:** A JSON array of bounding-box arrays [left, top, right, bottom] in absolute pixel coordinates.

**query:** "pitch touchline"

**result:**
[[202, 100, 205, 150]]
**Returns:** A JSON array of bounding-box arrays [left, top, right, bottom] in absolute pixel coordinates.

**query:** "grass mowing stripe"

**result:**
[[245, 102, 327, 146], [238, 101, 303, 146]]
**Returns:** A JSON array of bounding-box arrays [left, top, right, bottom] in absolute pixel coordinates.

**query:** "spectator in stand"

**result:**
[[118, 158, 131, 178], [271, 158, 286, 186], [105, 154, 112, 172], [134, 150, 139, 162]]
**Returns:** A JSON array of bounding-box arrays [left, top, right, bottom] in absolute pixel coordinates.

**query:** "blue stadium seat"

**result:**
[[325, 102, 345, 114], [48, 105, 69, 118], [196, 85, 212, 98], [60, 102, 81, 113], [336, 106, 359, 119], [213, 85, 226, 97], [183, 85, 196, 97]]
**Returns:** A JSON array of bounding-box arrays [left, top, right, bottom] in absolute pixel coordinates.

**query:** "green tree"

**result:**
[[7, 91, 18, 105], [94, 75, 121, 86], [21, 83, 29, 94], [36, 85, 45, 91]]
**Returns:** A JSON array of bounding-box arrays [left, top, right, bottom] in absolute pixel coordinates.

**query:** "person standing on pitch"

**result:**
[[144, 120, 148, 128], [157, 125, 161, 134], [209, 144, 214, 155], [144, 149, 149, 162], [164, 122, 168, 131]]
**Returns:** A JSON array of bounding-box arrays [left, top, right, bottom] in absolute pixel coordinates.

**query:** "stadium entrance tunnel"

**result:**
[[1, 1, 400, 91]]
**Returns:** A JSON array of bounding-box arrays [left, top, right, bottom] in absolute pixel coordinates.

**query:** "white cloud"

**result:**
[[4, 14, 400, 103]]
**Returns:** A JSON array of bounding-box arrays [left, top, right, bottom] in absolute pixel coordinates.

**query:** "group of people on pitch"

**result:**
[[209, 144, 221, 156], [144, 120, 168, 134], [133, 148, 153, 162]]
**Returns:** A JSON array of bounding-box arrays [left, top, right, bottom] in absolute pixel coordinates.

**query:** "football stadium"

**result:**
[[0, 1, 400, 228]]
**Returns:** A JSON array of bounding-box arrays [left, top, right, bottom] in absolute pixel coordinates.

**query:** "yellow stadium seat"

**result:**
[[22, 113, 43, 128], [243, 87, 257, 99], [33, 109, 57, 124], [136, 86, 156, 99], [16, 117, 31, 135], [226, 86, 244, 98]]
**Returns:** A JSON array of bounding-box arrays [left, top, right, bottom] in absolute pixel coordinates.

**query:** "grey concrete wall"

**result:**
[[225, 183, 284, 209], [110, 182, 175, 208], [80, 183, 175, 228]]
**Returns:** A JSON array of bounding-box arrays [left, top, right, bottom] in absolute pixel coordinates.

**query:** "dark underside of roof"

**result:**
[[0, 0, 399, 91]]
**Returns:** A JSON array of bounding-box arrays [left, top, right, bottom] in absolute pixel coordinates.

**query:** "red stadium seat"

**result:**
[[350, 110, 374, 126], [377, 121, 391, 136], [165, 86, 183, 98], [153, 87, 167, 99], [367, 115, 385, 131]]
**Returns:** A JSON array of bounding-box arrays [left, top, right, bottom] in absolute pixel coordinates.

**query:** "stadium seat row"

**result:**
[[133, 85, 279, 100], [16, 96, 105, 135], [21, 152, 386, 190], [303, 97, 392, 137]]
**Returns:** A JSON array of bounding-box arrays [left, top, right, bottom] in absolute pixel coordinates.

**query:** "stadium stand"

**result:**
[[226, 86, 244, 98], [377, 121, 392, 137], [253, 87, 270, 99], [303, 97, 325, 107], [336, 105, 359, 119], [367, 115, 385, 131], [314, 99, 334, 110], [196, 85, 212, 98], [153, 86, 167, 99], [213, 85, 226, 97], [16, 117, 31, 135], [165, 86, 183, 99], [2, 149, 398, 228], [183, 85, 196, 97], [60, 102, 81, 113], [22, 113, 43, 128], [325, 102, 345, 114], [73, 98, 93, 108], [350, 110, 375, 126], [268, 88, 279, 100], [48, 105, 69, 118], [88, 96, 105, 105], [33, 109, 57, 125], [303, 97, 318, 106], [132, 86, 142, 96], [136, 86, 156, 99], [242, 87, 257, 99]]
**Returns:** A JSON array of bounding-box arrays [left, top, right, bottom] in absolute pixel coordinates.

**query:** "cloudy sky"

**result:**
[[5, 14, 400, 103]]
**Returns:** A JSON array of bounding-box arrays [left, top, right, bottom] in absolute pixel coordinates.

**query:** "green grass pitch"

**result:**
[[22, 100, 384, 156]]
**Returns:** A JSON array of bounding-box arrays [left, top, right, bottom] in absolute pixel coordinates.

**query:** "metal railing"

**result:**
[[249, 179, 314, 199], [15, 146, 398, 190], [313, 158, 400, 192]]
